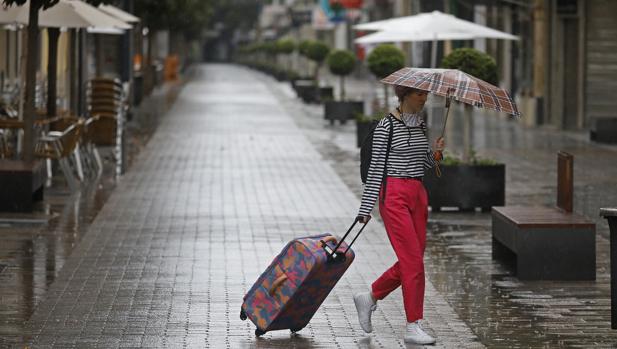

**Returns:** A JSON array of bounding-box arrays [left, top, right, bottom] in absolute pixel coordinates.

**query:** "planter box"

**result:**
[[356, 120, 376, 147], [324, 101, 363, 125], [0, 160, 45, 212], [423, 164, 505, 211], [319, 86, 334, 102], [590, 117, 617, 144], [294, 80, 319, 103]]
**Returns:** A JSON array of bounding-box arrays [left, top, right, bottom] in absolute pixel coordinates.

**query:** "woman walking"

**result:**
[[354, 85, 444, 345]]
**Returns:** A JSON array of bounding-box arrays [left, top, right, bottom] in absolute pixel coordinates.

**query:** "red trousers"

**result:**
[[371, 177, 428, 323]]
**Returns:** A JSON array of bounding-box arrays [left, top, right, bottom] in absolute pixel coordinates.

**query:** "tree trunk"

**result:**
[[383, 84, 389, 111], [463, 104, 473, 163], [23, 1, 42, 161], [46, 27, 60, 118], [340, 75, 345, 101]]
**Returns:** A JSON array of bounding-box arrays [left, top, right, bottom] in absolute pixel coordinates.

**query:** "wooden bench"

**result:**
[[491, 152, 596, 280]]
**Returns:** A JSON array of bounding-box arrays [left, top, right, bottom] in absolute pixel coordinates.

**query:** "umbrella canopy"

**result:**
[[98, 4, 140, 24], [354, 10, 518, 41], [355, 30, 475, 44], [0, 0, 132, 31], [381, 67, 520, 117]]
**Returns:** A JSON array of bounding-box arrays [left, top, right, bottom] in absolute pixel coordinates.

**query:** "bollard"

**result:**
[[601, 208, 617, 329]]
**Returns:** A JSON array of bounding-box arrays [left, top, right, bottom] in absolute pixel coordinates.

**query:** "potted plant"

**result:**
[[324, 49, 364, 125], [423, 48, 505, 212], [276, 38, 296, 81], [304, 40, 333, 103], [366, 44, 405, 111], [293, 40, 317, 100]]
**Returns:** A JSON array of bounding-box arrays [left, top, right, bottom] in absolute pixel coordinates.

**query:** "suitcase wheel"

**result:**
[[255, 329, 266, 337], [290, 328, 302, 334], [240, 309, 247, 321]]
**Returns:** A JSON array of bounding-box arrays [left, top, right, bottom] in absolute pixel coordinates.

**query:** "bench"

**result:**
[[491, 152, 596, 280]]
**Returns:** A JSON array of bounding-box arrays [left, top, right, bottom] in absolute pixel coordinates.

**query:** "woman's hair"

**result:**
[[394, 85, 420, 103]]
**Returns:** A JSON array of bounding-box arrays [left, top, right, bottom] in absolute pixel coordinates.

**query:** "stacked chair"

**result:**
[[86, 78, 127, 178]]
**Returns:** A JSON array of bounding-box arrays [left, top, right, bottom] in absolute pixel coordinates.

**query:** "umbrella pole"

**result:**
[[440, 96, 452, 139]]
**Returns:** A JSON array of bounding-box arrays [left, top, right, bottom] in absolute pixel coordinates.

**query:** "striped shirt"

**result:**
[[358, 115, 438, 216]]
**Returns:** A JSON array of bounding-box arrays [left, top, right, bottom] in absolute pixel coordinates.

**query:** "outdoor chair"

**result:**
[[34, 119, 84, 191]]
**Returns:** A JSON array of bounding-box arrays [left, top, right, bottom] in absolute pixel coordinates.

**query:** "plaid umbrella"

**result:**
[[381, 67, 520, 117]]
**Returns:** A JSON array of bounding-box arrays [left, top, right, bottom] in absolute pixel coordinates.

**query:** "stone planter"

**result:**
[[0, 160, 45, 212], [324, 101, 363, 125], [423, 163, 505, 211], [319, 86, 334, 102], [294, 80, 318, 103]]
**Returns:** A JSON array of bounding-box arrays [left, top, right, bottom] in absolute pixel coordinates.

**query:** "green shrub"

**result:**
[[327, 49, 356, 101], [305, 40, 330, 64], [298, 40, 311, 56], [366, 44, 405, 79], [305, 40, 331, 84], [276, 39, 295, 55], [441, 48, 498, 85], [327, 49, 356, 76], [367, 44, 405, 110]]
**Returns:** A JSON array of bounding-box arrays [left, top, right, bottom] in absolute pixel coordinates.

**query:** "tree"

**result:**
[[441, 48, 499, 162], [304, 40, 330, 84], [327, 49, 356, 101], [441, 48, 498, 85], [367, 44, 405, 111], [276, 38, 295, 73], [2, 0, 59, 161]]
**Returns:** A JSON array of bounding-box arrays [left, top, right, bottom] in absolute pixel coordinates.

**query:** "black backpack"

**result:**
[[360, 114, 394, 188]]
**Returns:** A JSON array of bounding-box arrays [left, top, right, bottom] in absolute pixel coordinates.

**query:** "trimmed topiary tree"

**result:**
[[367, 44, 405, 110], [327, 49, 356, 101], [441, 47, 499, 162], [441, 47, 498, 85], [276, 38, 295, 74], [305, 40, 331, 84]]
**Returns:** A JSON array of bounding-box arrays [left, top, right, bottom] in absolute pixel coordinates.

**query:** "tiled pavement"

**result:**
[[20, 65, 482, 348]]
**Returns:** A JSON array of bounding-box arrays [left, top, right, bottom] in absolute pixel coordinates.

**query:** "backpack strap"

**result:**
[[380, 115, 394, 205]]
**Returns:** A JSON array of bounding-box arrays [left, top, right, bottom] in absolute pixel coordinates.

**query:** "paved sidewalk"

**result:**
[[21, 65, 482, 348]]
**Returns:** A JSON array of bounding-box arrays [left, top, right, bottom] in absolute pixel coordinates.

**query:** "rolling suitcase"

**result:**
[[240, 218, 369, 336]]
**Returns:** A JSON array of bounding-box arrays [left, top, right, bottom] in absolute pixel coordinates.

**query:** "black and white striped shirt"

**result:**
[[358, 115, 438, 216]]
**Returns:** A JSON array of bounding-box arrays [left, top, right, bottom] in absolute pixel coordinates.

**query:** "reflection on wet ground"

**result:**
[[275, 76, 617, 346], [0, 173, 116, 347], [0, 82, 179, 348]]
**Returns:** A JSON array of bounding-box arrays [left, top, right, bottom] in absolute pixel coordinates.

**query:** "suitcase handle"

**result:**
[[322, 216, 370, 262], [268, 274, 288, 296]]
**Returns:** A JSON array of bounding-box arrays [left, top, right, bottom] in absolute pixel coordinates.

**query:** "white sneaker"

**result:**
[[353, 291, 377, 333], [404, 321, 436, 345]]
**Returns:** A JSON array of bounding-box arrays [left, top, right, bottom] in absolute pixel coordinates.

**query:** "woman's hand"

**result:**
[[356, 215, 371, 224], [434, 136, 445, 151]]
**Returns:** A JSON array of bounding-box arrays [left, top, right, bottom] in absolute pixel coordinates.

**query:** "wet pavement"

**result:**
[[2, 63, 617, 348], [0, 81, 182, 349]]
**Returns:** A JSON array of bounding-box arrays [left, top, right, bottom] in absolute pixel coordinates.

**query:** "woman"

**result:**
[[354, 85, 444, 345]]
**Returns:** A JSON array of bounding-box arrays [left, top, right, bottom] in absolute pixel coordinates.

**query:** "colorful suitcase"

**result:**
[[240, 218, 369, 336]]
